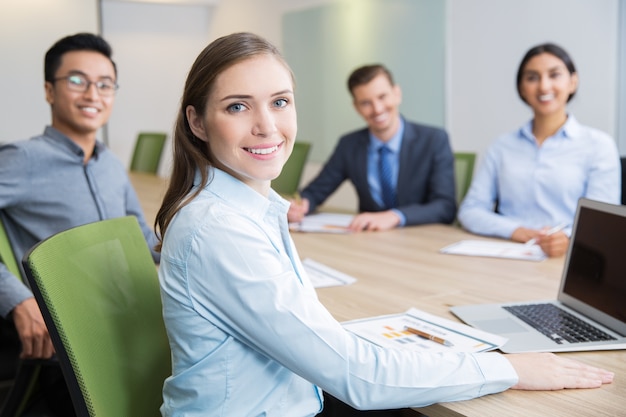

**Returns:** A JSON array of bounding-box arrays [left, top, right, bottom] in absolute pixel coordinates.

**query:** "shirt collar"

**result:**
[[518, 114, 580, 143], [44, 125, 105, 159], [560, 114, 582, 138], [194, 167, 289, 220], [368, 116, 405, 153]]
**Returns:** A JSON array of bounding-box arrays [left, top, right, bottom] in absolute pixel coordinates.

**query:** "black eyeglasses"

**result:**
[[52, 74, 119, 96]]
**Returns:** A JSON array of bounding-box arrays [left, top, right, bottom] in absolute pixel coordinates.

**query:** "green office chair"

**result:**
[[0, 216, 54, 417], [22, 216, 171, 417], [271, 141, 311, 197], [0, 216, 23, 415], [453, 152, 476, 204], [130, 132, 167, 174], [0, 217, 20, 278]]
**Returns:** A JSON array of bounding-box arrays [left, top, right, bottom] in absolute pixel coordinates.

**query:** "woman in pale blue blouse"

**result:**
[[458, 43, 620, 257], [154, 33, 613, 417]]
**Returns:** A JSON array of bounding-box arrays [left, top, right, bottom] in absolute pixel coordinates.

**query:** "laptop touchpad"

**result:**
[[475, 318, 530, 334]]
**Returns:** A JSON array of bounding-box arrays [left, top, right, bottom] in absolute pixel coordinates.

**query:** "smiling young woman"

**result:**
[[155, 35, 613, 417], [458, 43, 621, 258]]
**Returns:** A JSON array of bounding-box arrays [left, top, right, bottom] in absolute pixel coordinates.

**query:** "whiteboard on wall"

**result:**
[[0, 0, 100, 143]]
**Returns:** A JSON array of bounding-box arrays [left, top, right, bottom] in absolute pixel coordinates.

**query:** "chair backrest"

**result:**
[[22, 216, 170, 417], [271, 141, 311, 196], [0, 217, 49, 417], [0, 215, 20, 278], [130, 132, 167, 174], [453, 152, 476, 204]]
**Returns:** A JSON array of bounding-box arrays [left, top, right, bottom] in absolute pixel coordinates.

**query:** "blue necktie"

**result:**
[[378, 145, 396, 209]]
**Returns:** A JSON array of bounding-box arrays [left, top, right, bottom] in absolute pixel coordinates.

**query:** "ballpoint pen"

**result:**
[[404, 326, 454, 347], [524, 223, 567, 246]]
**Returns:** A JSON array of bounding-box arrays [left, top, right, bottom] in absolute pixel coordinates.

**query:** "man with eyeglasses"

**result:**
[[0, 33, 159, 416]]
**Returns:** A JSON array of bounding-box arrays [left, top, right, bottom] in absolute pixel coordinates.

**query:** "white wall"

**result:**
[[0, 0, 99, 143]]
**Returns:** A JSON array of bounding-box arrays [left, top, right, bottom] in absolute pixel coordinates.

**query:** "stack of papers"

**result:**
[[289, 213, 354, 233], [343, 308, 507, 353], [440, 240, 546, 261]]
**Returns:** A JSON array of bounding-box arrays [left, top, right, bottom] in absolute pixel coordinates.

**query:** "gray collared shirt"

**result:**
[[0, 126, 159, 317]]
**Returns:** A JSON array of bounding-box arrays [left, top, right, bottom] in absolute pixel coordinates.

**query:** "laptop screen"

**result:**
[[559, 199, 626, 334]]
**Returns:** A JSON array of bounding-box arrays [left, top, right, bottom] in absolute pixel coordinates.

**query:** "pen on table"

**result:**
[[524, 223, 567, 246], [404, 326, 454, 347]]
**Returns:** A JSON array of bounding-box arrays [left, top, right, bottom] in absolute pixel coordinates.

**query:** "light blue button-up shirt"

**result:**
[[458, 115, 621, 239], [159, 168, 518, 417]]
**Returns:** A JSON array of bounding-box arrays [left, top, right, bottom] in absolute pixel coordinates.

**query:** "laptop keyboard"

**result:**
[[503, 303, 617, 344]]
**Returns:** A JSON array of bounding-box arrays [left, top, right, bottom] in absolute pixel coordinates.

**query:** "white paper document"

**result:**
[[289, 213, 354, 233], [440, 240, 547, 261], [302, 258, 357, 288], [343, 308, 507, 353]]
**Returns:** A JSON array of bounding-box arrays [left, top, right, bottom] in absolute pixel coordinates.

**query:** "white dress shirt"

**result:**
[[159, 168, 518, 417]]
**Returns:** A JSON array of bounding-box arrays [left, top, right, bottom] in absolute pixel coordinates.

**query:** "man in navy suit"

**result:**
[[288, 64, 456, 231]]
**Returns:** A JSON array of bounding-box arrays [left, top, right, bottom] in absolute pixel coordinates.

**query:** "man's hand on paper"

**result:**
[[287, 197, 309, 223], [348, 211, 401, 232]]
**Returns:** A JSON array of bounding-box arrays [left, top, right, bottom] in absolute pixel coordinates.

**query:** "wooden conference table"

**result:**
[[130, 172, 625, 417]]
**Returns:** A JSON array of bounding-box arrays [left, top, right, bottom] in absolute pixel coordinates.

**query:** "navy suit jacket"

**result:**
[[300, 120, 456, 225]]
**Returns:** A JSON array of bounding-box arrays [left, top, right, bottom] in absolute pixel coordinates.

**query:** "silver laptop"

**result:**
[[451, 198, 626, 353]]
